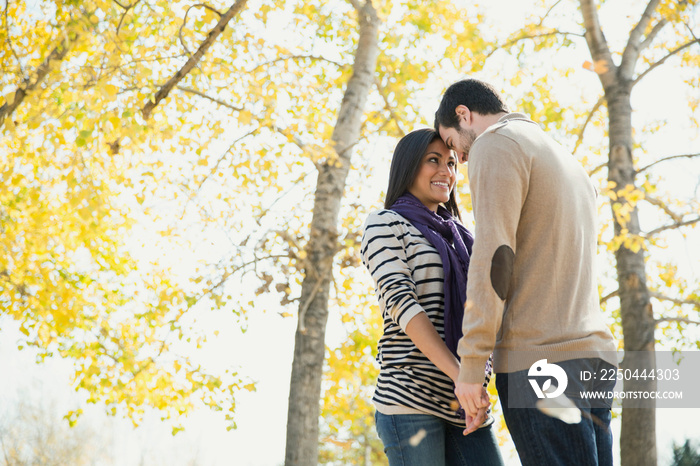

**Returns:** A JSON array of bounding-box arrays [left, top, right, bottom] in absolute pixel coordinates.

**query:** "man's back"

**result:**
[[458, 113, 616, 378]]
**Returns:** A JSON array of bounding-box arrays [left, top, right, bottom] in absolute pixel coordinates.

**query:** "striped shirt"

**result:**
[[361, 209, 492, 426]]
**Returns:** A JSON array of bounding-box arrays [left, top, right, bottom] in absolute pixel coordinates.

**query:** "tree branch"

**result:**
[[178, 127, 261, 220], [486, 31, 583, 59], [194, 128, 258, 192], [579, 0, 617, 88], [655, 316, 700, 326], [0, 34, 75, 129], [538, 0, 565, 27], [600, 289, 619, 305], [684, 18, 698, 42], [141, 0, 249, 121], [175, 85, 243, 111], [645, 216, 700, 237], [247, 55, 348, 74], [587, 162, 607, 177], [634, 37, 700, 85], [643, 195, 682, 223], [202, 254, 291, 298], [574, 94, 605, 156], [179, 3, 224, 56], [374, 78, 406, 137], [637, 153, 700, 174], [639, 18, 668, 51], [115, 0, 142, 36], [620, 0, 662, 78], [174, 84, 310, 154], [651, 292, 700, 307], [652, 291, 700, 324]]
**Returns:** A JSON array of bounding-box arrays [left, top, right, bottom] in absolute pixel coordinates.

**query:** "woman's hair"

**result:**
[[434, 78, 509, 131], [384, 128, 461, 220]]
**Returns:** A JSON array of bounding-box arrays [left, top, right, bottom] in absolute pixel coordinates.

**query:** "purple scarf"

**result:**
[[390, 192, 473, 357]]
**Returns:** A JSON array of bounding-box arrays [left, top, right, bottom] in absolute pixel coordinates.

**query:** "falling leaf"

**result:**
[[582, 59, 609, 74], [536, 395, 582, 424], [593, 59, 609, 74], [409, 428, 427, 446]]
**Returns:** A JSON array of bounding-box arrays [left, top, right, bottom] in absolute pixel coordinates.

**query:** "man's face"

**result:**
[[438, 122, 477, 164]]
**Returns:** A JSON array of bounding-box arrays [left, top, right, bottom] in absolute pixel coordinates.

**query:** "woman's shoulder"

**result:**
[[364, 209, 411, 230]]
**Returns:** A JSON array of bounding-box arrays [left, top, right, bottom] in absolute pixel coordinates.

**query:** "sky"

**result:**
[[2, 0, 700, 465]]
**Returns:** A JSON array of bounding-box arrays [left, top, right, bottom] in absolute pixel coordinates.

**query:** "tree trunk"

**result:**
[[283, 2, 380, 465], [580, 1, 664, 464], [606, 82, 657, 466]]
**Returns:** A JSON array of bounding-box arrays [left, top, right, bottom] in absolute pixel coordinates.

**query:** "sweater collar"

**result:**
[[472, 112, 537, 146]]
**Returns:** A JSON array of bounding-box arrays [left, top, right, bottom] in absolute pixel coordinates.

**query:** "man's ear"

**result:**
[[455, 105, 470, 123]]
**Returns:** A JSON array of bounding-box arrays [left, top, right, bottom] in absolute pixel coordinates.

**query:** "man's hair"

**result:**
[[384, 128, 461, 220], [434, 79, 509, 131]]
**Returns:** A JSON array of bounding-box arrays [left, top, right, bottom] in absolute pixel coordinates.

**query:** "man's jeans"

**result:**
[[496, 358, 615, 466], [375, 411, 504, 466]]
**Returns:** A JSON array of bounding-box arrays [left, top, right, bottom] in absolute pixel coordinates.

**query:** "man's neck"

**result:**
[[475, 112, 508, 136]]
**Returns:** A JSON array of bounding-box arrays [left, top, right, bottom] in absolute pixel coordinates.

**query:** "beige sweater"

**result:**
[[458, 113, 617, 384]]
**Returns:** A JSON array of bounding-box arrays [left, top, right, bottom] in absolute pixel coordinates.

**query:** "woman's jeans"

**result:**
[[496, 358, 615, 466], [375, 411, 504, 466]]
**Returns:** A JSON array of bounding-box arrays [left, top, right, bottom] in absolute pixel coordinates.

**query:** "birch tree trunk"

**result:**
[[580, 1, 666, 464], [283, 2, 380, 464]]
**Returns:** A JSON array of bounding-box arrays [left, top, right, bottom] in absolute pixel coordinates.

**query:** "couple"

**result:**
[[361, 79, 618, 466]]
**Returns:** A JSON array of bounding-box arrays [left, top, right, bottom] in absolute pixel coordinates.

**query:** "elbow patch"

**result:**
[[491, 245, 514, 300]]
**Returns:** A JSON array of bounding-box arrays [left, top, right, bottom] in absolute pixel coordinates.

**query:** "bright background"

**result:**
[[2, 0, 699, 465]]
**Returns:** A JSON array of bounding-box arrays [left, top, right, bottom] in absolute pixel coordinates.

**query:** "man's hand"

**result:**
[[455, 382, 490, 435]]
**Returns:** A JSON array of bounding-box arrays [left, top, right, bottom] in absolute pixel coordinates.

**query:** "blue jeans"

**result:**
[[496, 359, 614, 466], [375, 411, 504, 466]]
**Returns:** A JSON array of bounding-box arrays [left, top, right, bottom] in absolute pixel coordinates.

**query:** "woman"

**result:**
[[361, 128, 503, 465]]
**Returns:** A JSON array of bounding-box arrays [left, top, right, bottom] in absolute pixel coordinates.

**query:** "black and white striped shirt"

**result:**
[[361, 209, 491, 426]]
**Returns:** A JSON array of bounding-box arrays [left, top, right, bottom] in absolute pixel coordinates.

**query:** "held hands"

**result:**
[[454, 382, 490, 436]]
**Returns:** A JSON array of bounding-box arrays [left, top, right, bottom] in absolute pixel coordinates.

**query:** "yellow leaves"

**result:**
[[599, 181, 648, 254], [656, 0, 691, 22], [103, 84, 119, 97], [658, 263, 679, 288], [243, 382, 256, 392], [63, 409, 84, 428], [238, 109, 253, 125]]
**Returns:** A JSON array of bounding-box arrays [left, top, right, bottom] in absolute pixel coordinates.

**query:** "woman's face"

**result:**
[[408, 139, 457, 212]]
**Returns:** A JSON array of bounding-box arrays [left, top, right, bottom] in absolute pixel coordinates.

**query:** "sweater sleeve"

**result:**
[[457, 133, 531, 383], [361, 211, 425, 331]]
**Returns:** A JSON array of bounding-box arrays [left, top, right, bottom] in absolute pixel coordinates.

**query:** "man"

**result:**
[[434, 79, 618, 465]]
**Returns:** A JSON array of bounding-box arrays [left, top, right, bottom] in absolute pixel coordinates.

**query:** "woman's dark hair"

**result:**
[[384, 128, 461, 220], [434, 79, 509, 131]]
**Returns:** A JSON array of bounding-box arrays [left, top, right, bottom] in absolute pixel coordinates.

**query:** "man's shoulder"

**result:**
[[472, 113, 539, 156], [485, 112, 538, 137]]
